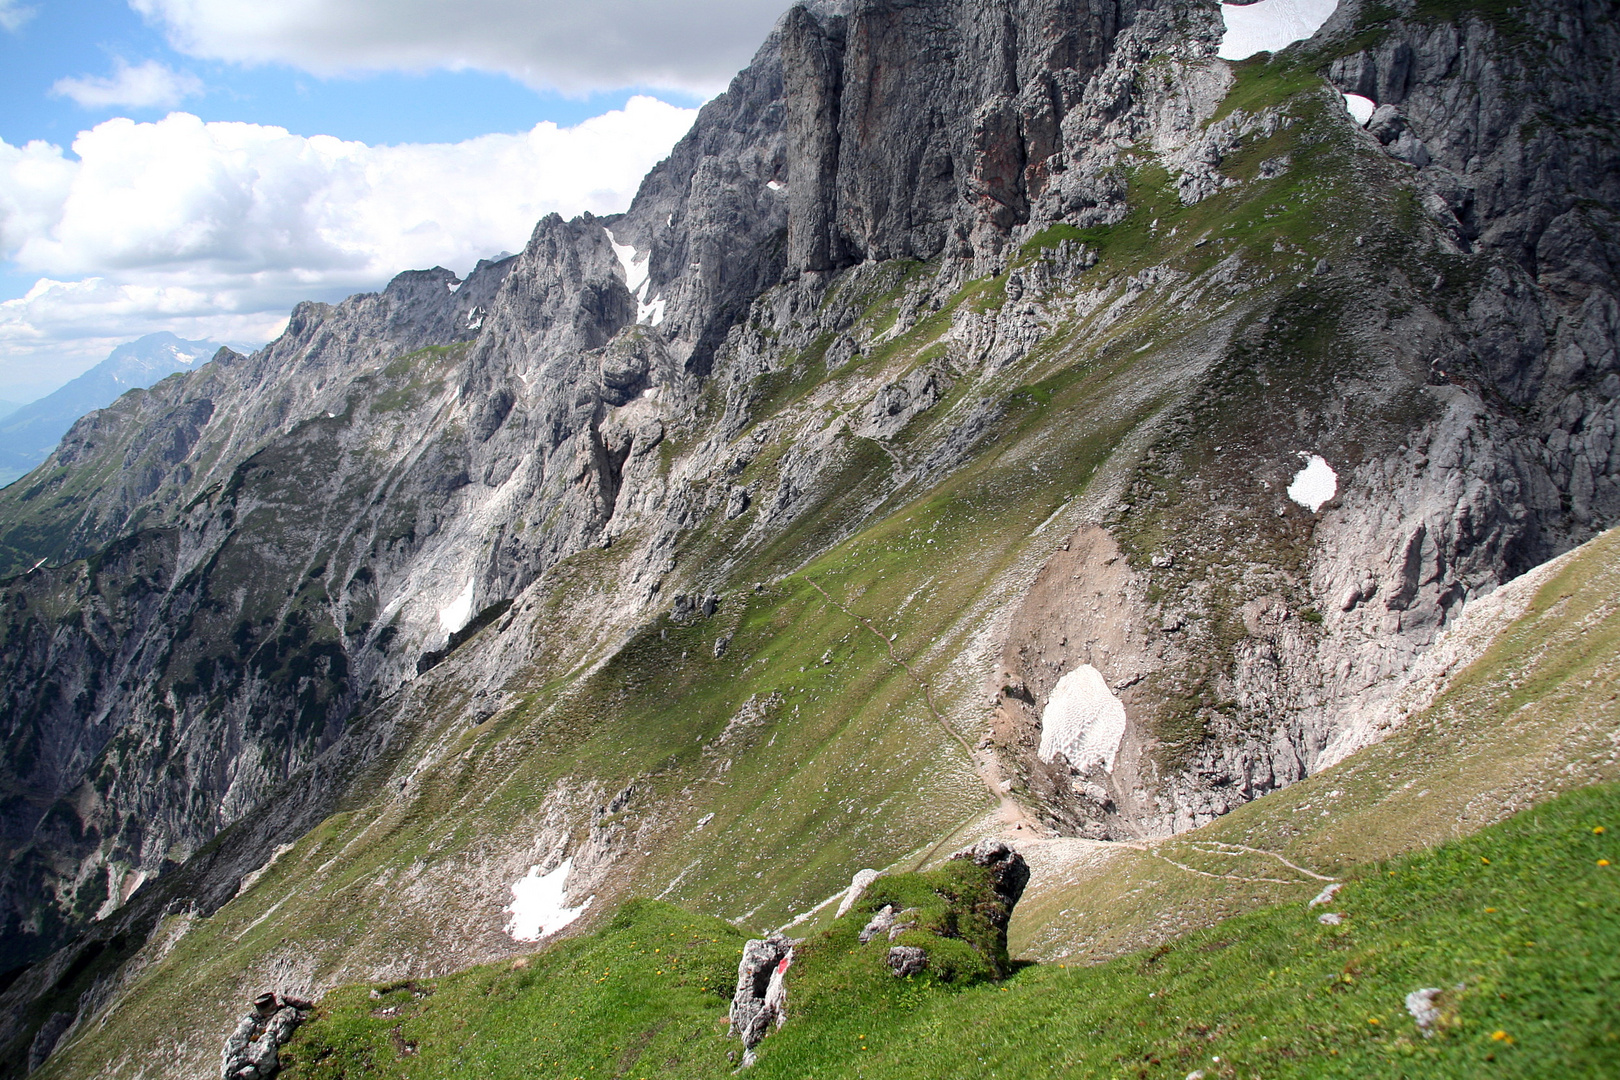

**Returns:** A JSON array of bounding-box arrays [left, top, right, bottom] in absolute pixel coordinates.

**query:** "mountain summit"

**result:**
[[0, 333, 227, 487], [1, 1, 1617, 1076]]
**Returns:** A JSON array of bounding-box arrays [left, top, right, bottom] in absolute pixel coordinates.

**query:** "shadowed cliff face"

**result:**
[[783, 0, 1146, 271], [1, 1, 1619, 1074]]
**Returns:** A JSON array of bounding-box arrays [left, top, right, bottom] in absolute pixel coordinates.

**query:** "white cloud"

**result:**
[[131, 0, 790, 94], [0, 0, 34, 33], [52, 59, 204, 110], [0, 277, 293, 393], [0, 96, 698, 393]]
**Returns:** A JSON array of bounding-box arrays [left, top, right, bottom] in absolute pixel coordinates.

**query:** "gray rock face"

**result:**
[[25, 1011, 73, 1073], [729, 935, 795, 1063], [0, 333, 224, 487], [0, 257, 516, 574], [781, 0, 1159, 272], [983, 0, 1620, 840], [1322, 0, 1620, 477]]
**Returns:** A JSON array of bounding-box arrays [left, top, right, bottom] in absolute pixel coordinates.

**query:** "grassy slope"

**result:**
[[286, 901, 747, 1080], [279, 782, 1620, 1079], [238, 525, 1620, 1080]]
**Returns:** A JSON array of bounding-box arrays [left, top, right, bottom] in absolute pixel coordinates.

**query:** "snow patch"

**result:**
[[606, 226, 665, 326], [641, 294, 667, 327], [505, 858, 593, 942], [446, 279, 461, 293], [1218, 0, 1338, 61], [1037, 664, 1128, 773], [766, 180, 785, 192], [438, 579, 475, 637], [1287, 453, 1338, 512], [1342, 92, 1376, 125], [604, 227, 650, 295]]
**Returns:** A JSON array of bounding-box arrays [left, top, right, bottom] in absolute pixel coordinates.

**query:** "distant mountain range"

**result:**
[[0, 333, 225, 487]]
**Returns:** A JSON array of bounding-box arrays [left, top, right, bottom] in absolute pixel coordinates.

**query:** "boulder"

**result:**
[[949, 839, 1030, 923], [729, 935, 797, 1063], [219, 994, 310, 1080], [834, 868, 880, 917], [887, 946, 929, 977], [858, 905, 897, 943]]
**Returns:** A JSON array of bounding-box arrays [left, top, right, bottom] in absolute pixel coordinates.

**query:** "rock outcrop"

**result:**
[[729, 935, 796, 1066], [731, 843, 1029, 1064], [950, 839, 1031, 926], [218, 993, 310, 1080]]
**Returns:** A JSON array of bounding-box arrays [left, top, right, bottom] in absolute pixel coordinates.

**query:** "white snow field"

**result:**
[[605, 226, 667, 326], [1288, 453, 1339, 512], [1343, 92, 1376, 125], [1037, 664, 1129, 774], [1218, 0, 1339, 61], [437, 579, 475, 637], [606, 228, 650, 295], [505, 858, 593, 942]]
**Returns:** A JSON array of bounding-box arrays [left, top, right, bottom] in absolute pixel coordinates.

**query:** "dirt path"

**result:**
[[801, 577, 1336, 889], [803, 576, 1036, 831]]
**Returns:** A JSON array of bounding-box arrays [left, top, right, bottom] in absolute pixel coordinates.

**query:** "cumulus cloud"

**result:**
[[0, 278, 291, 387], [0, 0, 33, 33], [0, 96, 698, 392], [131, 0, 790, 94], [52, 59, 204, 110]]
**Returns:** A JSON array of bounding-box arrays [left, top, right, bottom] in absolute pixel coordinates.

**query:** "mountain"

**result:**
[[0, 0, 1616, 1076], [0, 334, 227, 488], [0, 404, 19, 423]]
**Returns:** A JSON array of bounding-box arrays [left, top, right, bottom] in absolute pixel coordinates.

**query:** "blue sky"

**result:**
[[0, 0, 787, 401], [0, 0, 700, 149]]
